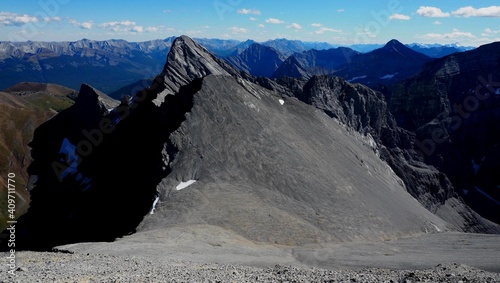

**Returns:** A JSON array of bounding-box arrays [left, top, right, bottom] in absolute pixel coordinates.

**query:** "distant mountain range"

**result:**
[[0, 37, 474, 94]]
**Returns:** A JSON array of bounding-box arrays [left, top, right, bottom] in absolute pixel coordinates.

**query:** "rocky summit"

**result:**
[[1, 36, 500, 277]]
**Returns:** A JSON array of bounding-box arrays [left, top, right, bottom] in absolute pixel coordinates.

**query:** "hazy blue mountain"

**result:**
[[272, 47, 359, 79], [407, 43, 475, 58], [348, 43, 384, 53], [262, 38, 335, 57]]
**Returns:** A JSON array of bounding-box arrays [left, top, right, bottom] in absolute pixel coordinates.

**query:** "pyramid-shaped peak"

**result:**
[[75, 83, 119, 111], [382, 39, 406, 50], [380, 39, 429, 59], [153, 35, 240, 105]]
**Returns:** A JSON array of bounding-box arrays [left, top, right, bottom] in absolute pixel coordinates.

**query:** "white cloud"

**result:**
[[237, 9, 261, 15], [416, 6, 450, 18], [265, 18, 284, 24], [68, 18, 94, 30], [287, 23, 302, 30], [43, 16, 62, 23], [163, 10, 172, 13], [417, 28, 475, 41], [0, 12, 38, 26], [434, 21, 442, 25], [452, 6, 500, 18], [311, 23, 323, 27], [81, 21, 94, 30], [145, 26, 159, 32], [229, 26, 248, 34], [337, 9, 345, 13], [99, 20, 143, 33], [315, 27, 342, 34], [185, 30, 202, 36], [389, 14, 411, 20], [482, 27, 500, 36], [356, 28, 376, 38], [258, 24, 265, 28]]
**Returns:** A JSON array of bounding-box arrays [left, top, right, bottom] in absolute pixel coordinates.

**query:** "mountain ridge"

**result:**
[[3, 35, 498, 252]]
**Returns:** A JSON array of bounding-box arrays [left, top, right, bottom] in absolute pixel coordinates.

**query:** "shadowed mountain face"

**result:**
[[389, 41, 500, 224], [333, 39, 432, 88], [224, 43, 285, 77], [2, 36, 498, 251]]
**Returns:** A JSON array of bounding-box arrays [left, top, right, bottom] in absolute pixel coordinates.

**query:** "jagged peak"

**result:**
[[76, 83, 120, 111], [153, 35, 240, 105]]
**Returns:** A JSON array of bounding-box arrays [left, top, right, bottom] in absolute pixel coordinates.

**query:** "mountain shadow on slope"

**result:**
[[225, 43, 285, 77], [0, 76, 201, 250]]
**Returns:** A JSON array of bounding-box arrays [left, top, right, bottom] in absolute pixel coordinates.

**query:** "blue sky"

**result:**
[[1, 0, 500, 46]]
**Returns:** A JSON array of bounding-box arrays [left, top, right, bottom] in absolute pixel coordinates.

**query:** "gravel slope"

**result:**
[[1, 251, 499, 283]]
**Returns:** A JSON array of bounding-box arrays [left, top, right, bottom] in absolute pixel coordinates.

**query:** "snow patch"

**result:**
[[58, 137, 93, 191], [348, 75, 367, 82], [279, 99, 285, 105], [380, 73, 397, 80], [432, 224, 442, 232], [149, 196, 159, 214], [58, 138, 79, 179], [176, 180, 197, 191]]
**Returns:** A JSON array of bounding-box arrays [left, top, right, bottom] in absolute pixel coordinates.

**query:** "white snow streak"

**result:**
[[176, 180, 197, 191], [348, 75, 367, 82], [380, 74, 396, 80], [149, 196, 160, 214]]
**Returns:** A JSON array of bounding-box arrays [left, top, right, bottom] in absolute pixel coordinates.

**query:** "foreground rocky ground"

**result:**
[[1, 251, 499, 283]]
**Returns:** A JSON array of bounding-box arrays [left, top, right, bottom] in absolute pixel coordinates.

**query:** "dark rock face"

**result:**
[[272, 48, 358, 79], [224, 43, 285, 77], [3, 35, 499, 251], [389, 41, 500, 224]]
